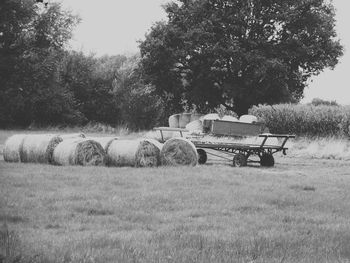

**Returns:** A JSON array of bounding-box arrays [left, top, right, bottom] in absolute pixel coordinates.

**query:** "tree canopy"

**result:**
[[0, 0, 80, 126], [140, 0, 344, 115]]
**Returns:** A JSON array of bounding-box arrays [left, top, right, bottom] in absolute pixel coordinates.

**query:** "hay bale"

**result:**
[[87, 136, 118, 151], [168, 114, 180, 128], [3, 134, 27, 162], [21, 134, 63, 164], [179, 113, 192, 128], [239, 115, 258, 123], [107, 139, 162, 167], [53, 138, 105, 166], [190, 113, 204, 122], [203, 113, 220, 120], [160, 137, 198, 166], [185, 120, 203, 132], [222, 115, 239, 122], [59, 133, 85, 139]]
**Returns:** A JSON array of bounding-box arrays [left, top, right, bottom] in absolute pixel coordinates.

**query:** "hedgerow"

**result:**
[[249, 104, 350, 137]]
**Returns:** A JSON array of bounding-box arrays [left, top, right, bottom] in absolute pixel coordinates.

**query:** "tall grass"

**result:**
[[249, 104, 350, 137]]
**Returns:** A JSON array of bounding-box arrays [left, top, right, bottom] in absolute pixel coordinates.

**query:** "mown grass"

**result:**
[[1, 129, 350, 262], [1, 156, 350, 262]]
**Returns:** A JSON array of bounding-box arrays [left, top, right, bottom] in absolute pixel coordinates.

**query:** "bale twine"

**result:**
[[222, 115, 239, 122], [179, 113, 192, 128], [107, 139, 162, 167], [3, 134, 27, 162], [87, 137, 118, 151], [239, 115, 258, 123], [160, 137, 198, 166], [21, 134, 63, 164], [53, 138, 105, 166], [168, 114, 180, 128], [185, 120, 203, 132], [190, 113, 204, 122]]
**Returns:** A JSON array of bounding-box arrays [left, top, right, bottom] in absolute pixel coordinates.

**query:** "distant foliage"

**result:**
[[310, 98, 338, 107], [249, 104, 350, 137]]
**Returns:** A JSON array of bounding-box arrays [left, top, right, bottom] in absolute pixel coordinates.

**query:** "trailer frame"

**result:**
[[154, 127, 295, 167]]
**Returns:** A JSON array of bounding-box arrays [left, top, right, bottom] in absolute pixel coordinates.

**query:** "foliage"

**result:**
[[140, 0, 343, 115], [0, 0, 80, 127], [249, 103, 350, 137], [310, 97, 338, 106], [112, 55, 166, 130]]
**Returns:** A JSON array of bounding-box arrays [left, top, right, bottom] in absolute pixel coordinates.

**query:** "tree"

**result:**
[[140, 0, 343, 115], [0, 0, 80, 126]]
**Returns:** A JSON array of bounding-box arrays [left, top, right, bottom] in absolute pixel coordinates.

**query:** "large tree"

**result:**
[[0, 0, 80, 126], [140, 0, 343, 115]]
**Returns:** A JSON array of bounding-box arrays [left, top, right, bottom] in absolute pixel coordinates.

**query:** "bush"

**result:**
[[249, 104, 350, 137]]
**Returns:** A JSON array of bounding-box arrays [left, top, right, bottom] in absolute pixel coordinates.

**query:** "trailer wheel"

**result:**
[[260, 153, 275, 167], [233, 153, 247, 167], [197, 149, 207, 164]]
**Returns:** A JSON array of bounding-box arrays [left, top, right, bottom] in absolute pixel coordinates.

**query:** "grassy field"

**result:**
[[1, 130, 350, 262]]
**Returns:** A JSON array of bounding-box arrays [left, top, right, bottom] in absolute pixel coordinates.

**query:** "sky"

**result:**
[[59, 0, 349, 105]]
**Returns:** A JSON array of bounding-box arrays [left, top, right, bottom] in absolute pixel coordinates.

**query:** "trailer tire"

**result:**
[[233, 153, 247, 167], [197, 149, 207, 164], [260, 153, 274, 167]]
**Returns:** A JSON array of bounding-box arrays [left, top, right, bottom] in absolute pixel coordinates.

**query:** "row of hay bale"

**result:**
[[3, 134, 198, 167]]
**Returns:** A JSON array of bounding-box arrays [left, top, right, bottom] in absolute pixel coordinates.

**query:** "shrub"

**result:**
[[249, 104, 350, 137]]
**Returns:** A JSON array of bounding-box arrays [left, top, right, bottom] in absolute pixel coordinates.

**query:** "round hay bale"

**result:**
[[239, 115, 258, 123], [3, 134, 27, 162], [222, 115, 239, 122], [190, 113, 204, 122], [168, 114, 180, 128], [107, 139, 162, 167], [87, 137, 118, 151], [179, 113, 192, 128], [59, 133, 85, 139], [185, 120, 203, 132], [160, 137, 198, 166], [203, 113, 220, 120], [21, 134, 63, 164], [53, 138, 105, 166]]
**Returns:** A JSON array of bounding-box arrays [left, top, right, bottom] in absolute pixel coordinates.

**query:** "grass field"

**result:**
[[1, 130, 350, 262]]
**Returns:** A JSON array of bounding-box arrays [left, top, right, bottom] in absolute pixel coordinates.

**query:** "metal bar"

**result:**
[[160, 130, 164, 143], [154, 127, 189, 132], [260, 136, 268, 148]]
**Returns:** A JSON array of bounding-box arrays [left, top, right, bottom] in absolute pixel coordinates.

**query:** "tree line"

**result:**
[[0, 0, 343, 129]]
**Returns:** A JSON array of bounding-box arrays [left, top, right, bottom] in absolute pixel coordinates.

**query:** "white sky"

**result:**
[[59, 0, 349, 105]]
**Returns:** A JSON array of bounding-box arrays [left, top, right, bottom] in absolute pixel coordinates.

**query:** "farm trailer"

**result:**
[[154, 119, 295, 167]]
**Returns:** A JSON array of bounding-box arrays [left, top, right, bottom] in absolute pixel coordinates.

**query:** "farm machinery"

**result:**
[[154, 116, 295, 167]]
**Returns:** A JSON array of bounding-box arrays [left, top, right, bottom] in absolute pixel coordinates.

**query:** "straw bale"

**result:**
[[21, 134, 63, 164], [3, 134, 27, 162], [239, 115, 258, 123], [53, 138, 105, 166], [59, 133, 85, 139], [190, 113, 204, 122], [168, 114, 180, 128], [222, 115, 239, 122], [203, 113, 220, 120], [107, 139, 162, 167], [160, 137, 198, 166], [179, 113, 192, 128], [186, 120, 203, 132], [87, 136, 118, 151]]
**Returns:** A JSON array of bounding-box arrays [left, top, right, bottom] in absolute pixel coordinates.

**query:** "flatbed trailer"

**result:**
[[154, 126, 295, 167]]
